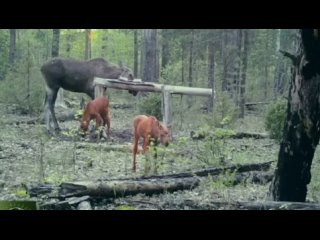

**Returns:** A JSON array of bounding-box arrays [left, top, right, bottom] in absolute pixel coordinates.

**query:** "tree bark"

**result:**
[[9, 29, 16, 66], [188, 29, 194, 88], [141, 29, 159, 82], [51, 29, 65, 108], [161, 29, 170, 70], [59, 177, 200, 198], [264, 30, 269, 99], [269, 29, 320, 202], [51, 29, 60, 57], [207, 30, 215, 112], [85, 29, 91, 60], [190, 130, 268, 140], [134, 29, 139, 78], [172, 200, 320, 210], [233, 29, 242, 105], [222, 29, 228, 91], [239, 29, 249, 118]]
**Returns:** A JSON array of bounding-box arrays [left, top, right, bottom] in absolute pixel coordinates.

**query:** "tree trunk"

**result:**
[[233, 29, 242, 105], [264, 30, 269, 99], [51, 29, 65, 108], [207, 30, 215, 112], [66, 31, 72, 57], [222, 29, 228, 91], [51, 29, 60, 57], [274, 29, 287, 97], [269, 29, 320, 202], [155, 30, 160, 82], [239, 30, 249, 118], [181, 41, 185, 83], [27, 41, 31, 115], [141, 29, 159, 82], [9, 29, 16, 66], [188, 30, 194, 88], [85, 29, 91, 60], [161, 29, 170, 71], [134, 29, 138, 78]]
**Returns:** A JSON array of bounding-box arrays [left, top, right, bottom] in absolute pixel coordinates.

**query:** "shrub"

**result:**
[[137, 93, 162, 120], [206, 91, 239, 129], [265, 98, 287, 141], [0, 60, 45, 115]]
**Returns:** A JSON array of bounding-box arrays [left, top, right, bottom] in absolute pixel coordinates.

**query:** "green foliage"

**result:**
[[265, 98, 287, 141], [191, 125, 235, 167], [62, 126, 81, 138], [44, 174, 70, 185], [214, 128, 236, 139], [75, 109, 84, 120], [0, 60, 45, 114], [206, 91, 239, 129], [205, 170, 237, 190], [14, 188, 29, 198], [138, 93, 162, 120], [115, 205, 135, 210]]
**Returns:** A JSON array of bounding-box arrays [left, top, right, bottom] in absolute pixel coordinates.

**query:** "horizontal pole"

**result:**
[[94, 78, 212, 97]]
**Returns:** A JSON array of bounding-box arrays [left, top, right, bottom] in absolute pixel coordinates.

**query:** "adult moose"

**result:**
[[41, 57, 136, 134]]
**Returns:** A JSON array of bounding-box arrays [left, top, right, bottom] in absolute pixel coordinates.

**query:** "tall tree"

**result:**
[[9, 29, 16, 66], [188, 30, 194, 88], [134, 29, 139, 78], [207, 30, 215, 112], [221, 29, 228, 92], [264, 30, 269, 99], [52, 29, 64, 107], [274, 29, 284, 97], [141, 29, 159, 82], [233, 29, 242, 105], [52, 29, 60, 57], [85, 29, 91, 60], [239, 30, 249, 118], [161, 29, 170, 71], [269, 29, 320, 202]]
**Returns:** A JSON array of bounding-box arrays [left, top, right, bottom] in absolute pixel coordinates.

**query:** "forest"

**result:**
[[0, 29, 319, 210]]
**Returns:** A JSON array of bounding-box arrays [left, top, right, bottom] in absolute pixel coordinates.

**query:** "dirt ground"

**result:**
[[0, 98, 307, 210]]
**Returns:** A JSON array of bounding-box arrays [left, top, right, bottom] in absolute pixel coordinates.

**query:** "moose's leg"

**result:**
[[142, 134, 151, 154], [132, 130, 140, 172], [50, 89, 60, 132], [93, 114, 102, 140], [44, 87, 60, 134], [104, 109, 111, 136]]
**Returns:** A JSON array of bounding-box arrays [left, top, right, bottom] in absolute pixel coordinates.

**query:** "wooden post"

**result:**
[[162, 86, 172, 134], [94, 85, 105, 99]]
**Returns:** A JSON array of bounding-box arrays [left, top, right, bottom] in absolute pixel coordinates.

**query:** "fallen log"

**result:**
[[233, 132, 269, 139], [59, 177, 200, 198], [231, 171, 274, 186], [245, 102, 270, 110], [10, 111, 76, 125], [29, 161, 273, 199], [76, 143, 133, 153], [111, 103, 133, 109], [157, 199, 320, 210], [206, 201, 320, 210], [134, 160, 274, 180], [190, 131, 269, 140], [40, 196, 91, 210]]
